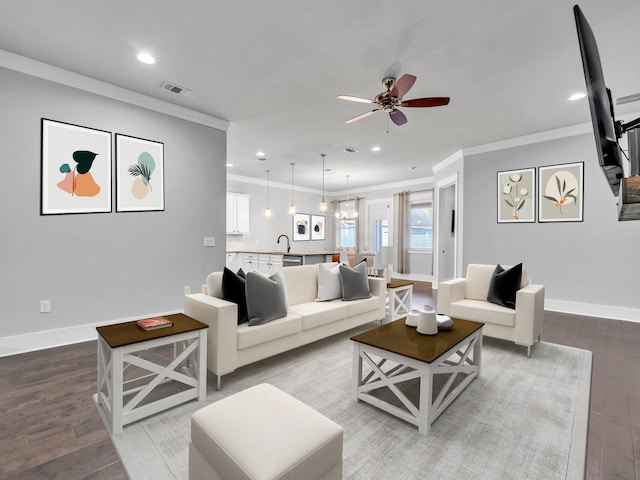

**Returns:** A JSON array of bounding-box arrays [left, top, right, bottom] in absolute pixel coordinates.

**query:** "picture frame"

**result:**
[[311, 214, 326, 240], [292, 213, 310, 241], [538, 162, 584, 222], [41, 118, 112, 215], [497, 167, 535, 223], [116, 134, 164, 212]]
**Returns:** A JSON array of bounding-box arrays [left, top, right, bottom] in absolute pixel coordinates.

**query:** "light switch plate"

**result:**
[[203, 237, 215, 247]]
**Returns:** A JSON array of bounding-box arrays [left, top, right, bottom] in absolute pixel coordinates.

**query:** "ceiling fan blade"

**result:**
[[390, 74, 416, 99], [345, 109, 379, 124], [401, 97, 450, 108], [337, 95, 374, 104], [389, 109, 408, 126]]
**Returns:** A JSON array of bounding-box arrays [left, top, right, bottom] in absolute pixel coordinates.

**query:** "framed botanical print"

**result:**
[[41, 118, 111, 215], [497, 168, 535, 223], [116, 134, 164, 212], [538, 162, 584, 222]]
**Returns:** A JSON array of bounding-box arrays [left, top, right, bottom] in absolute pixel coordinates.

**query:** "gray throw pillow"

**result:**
[[339, 262, 371, 301], [316, 263, 342, 301], [246, 271, 288, 326]]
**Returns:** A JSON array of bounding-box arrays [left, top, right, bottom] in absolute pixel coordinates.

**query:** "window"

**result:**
[[335, 199, 358, 249], [409, 201, 433, 249]]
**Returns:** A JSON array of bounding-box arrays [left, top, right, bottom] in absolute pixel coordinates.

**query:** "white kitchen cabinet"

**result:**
[[259, 254, 283, 270], [243, 253, 259, 272], [226, 193, 250, 234], [226, 252, 241, 271]]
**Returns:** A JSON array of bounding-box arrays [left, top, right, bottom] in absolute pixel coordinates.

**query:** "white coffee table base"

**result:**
[[95, 329, 207, 435], [352, 327, 482, 435]]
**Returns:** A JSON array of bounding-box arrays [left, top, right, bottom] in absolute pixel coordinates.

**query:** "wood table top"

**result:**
[[96, 313, 207, 348], [351, 318, 483, 364]]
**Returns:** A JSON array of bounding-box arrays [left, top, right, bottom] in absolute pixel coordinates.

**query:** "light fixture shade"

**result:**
[[289, 204, 296, 216], [265, 207, 272, 218], [381, 246, 394, 265], [319, 201, 328, 213]]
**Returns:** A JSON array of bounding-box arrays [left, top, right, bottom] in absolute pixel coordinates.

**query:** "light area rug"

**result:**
[[108, 324, 591, 480]]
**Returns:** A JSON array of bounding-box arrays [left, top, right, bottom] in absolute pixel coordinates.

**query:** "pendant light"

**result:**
[[319, 154, 328, 214], [288, 162, 296, 216], [264, 170, 272, 218]]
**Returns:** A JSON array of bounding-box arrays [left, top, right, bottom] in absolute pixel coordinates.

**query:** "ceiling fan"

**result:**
[[337, 74, 450, 126]]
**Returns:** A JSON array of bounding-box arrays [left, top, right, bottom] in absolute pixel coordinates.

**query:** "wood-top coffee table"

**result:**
[[351, 318, 483, 435]]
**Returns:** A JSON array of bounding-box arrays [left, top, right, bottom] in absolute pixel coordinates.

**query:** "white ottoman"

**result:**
[[189, 383, 344, 480]]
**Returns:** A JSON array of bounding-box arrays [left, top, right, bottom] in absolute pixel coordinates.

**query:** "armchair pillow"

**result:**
[[246, 271, 288, 326], [487, 263, 522, 309], [221, 267, 248, 324]]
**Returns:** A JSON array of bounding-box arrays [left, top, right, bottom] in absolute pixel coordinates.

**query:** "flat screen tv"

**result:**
[[573, 4, 626, 195]]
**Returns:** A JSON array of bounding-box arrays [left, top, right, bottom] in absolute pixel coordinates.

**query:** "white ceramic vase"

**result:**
[[416, 305, 438, 335]]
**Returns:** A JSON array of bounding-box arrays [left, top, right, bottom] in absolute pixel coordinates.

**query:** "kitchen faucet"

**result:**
[[277, 234, 291, 253]]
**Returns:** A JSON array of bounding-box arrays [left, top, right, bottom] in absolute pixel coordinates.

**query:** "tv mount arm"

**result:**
[[616, 116, 640, 136]]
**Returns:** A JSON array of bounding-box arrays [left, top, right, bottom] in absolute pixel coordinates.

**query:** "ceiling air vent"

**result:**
[[343, 147, 359, 154], [162, 82, 191, 96], [616, 92, 640, 105]]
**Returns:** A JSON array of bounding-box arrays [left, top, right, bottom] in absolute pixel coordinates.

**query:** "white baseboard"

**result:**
[[544, 299, 640, 323], [0, 310, 181, 358]]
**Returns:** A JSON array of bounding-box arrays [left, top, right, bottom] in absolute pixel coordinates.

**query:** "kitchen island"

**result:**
[[226, 250, 339, 271]]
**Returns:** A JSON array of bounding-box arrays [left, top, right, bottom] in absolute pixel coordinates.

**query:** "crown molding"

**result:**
[[0, 49, 230, 131], [432, 149, 464, 174]]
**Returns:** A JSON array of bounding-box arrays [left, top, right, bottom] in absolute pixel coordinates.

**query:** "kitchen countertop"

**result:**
[[227, 250, 338, 256]]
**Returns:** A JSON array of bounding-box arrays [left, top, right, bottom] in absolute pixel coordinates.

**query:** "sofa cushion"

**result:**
[[289, 301, 348, 330], [344, 295, 381, 317], [246, 271, 288, 326], [450, 299, 516, 327], [339, 262, 371, 301], [281, 265, 318, 306], [316, 263, 342, 301], [221, 268, 248, 324], [487, 263, 522, 309], [237, 314, 302, 350]]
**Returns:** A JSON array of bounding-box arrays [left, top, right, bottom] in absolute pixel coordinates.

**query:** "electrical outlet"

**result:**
[[203, 237, 215, 247], [184, 286, 191, 295], [40, 300, 51, 313]]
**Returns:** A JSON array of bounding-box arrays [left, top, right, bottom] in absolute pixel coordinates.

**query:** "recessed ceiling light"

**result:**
[[226, 163, 233, 167], [371, 146, 381, 152], [569, 92, 586, 101], [256, 151, 265, 157], [137, 53, 156, 65]]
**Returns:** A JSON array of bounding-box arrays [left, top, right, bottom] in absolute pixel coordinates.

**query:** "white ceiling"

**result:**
[[1, 0, 639, 191]]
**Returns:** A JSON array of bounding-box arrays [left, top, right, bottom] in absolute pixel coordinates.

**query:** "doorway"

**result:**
[[437, 179, 457, 283]]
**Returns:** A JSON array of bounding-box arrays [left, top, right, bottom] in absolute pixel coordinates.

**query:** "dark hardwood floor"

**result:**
[[412, 281, 640, 480], [1, 281, 637, 479]]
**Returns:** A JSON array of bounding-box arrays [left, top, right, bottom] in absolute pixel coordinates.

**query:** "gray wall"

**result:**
[[1, 68, 227, 338], [463, 134, 640, 311]]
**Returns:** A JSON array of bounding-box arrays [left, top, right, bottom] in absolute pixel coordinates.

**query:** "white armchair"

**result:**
[[437, 264, 544, 357]]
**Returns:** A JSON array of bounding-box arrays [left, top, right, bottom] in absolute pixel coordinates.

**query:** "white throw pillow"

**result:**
[[316, 263, 342, 301]]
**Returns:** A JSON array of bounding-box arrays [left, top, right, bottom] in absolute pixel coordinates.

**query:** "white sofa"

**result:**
[[184, 263, 386, 389], [437, 264, 545, 357]]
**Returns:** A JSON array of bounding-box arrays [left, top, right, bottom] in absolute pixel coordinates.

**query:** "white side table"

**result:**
[[386, 280, 413, 322], [94, 313, 208, 434]]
